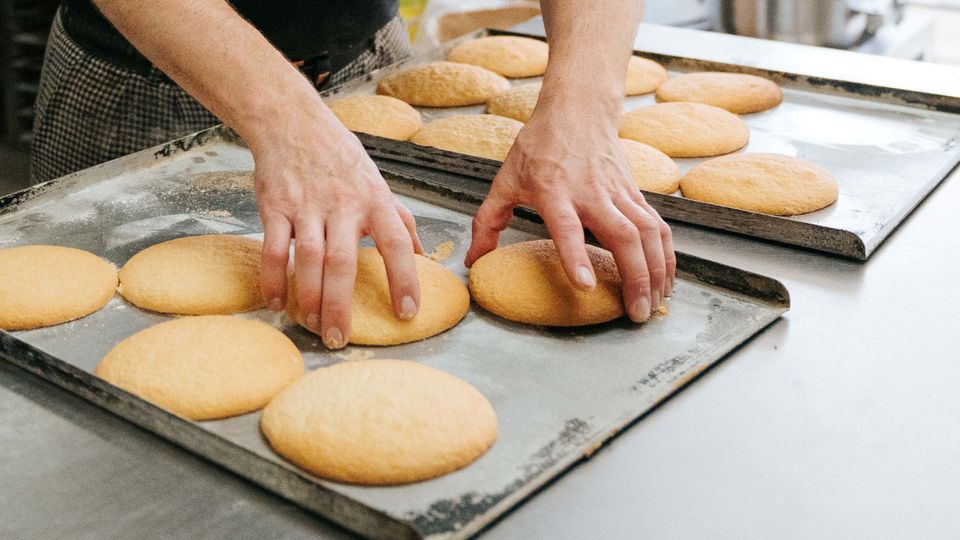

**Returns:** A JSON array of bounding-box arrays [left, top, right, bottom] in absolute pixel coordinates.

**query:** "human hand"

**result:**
[[251, 106, 423, 348], [465, 102, 675, 322]]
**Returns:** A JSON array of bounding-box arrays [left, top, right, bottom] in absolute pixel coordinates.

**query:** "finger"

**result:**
[[395, 201, 424, 255], [617, 198, 667, 310], [635, 195, 676, 297], [293, 217, 325, 334], [465, 193, 515, 267], [371, 206, 421, 321], [538, 201, 596, 291], [585, 203, 652, 323], [260, 212, 292, 312], [320, 216, 360, 349]]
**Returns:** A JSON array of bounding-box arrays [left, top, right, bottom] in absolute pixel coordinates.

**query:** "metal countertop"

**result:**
[[3, 22, 960, 539]]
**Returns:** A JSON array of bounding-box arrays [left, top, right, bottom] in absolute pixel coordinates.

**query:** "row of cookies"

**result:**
[[327, 35, 838, 217]]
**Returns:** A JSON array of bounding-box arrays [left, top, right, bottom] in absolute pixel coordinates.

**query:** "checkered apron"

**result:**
[[31, 10, 412, 183]]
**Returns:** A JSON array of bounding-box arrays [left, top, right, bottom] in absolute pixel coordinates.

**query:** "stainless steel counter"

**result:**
[[3, 22, 960, 539]]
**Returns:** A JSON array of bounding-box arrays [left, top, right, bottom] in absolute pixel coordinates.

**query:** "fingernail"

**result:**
[[306, 313, 320, 332], [399, 295, 417, 320], [630, 297, 652, 322], [324, 326, 345, 349], [268, 297, 283, 312], [577, 265, 596, 289]]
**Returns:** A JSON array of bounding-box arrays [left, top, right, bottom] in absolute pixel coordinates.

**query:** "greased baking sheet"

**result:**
[[323, 30, 960, 260], [0, 128, 787, 539]]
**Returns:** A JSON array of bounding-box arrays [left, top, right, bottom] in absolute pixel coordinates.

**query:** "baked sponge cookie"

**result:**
[[376, 61, 510, 107], [447, 35, 549, 78], [619, 102, 750, 158], [469, 239, 625, 327], [410, 114, 522, 161], [288, 247, 469, 346], [485, 82, 541, 123], [656, 72, 783, 114], [679, 153, 839, 215], [119, 235, 264, 315], [625, 56, 669, 96], [0, 245, 117, 330], [261, 359, 497, 485], [327, 95, 423, 140], [620, 139, 681, 194], [96, 316, 304, 421]]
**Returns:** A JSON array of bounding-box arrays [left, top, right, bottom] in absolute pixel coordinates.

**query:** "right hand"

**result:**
[[251, 105, 423, 349]]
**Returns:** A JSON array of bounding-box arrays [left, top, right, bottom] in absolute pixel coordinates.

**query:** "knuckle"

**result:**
[[625, 273, 653, 293], [548, 211, 582, 236], [296, 242, 324, 264], [649, 267, 667, 284], [324, 246, 355, 269], [610, 219, 640, 244], [379, 232, 411, 253], [262, 246, 289, 265]]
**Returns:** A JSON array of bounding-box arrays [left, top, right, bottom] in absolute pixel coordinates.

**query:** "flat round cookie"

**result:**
[[376, 61, 510, 107], [119, 235, 264, 315], [679, 153, 839, 215], [447, 35, 549, 78], [619, 102, 750, 158], [485, 82, 541, 123], [0, 246, 117, 330], [469, 240, 624, 327], [410, 114, 522, 161], [288, 247, 469, 346], [656, 72, 783, 114], [327, 95, 423, 140], [620, 139, 681, 194], [261, 359, 497, 485], [96, 316, 304, 421], [625, 56, 669, 96]]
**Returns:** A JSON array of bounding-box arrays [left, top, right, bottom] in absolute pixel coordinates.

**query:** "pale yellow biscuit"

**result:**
[[410, 114, 522, 161], [619, 102, 750, 158], [485, 82, 541, 123], [469, 240, 625, 327], [625, 56, 669, 96], [679, 153, 839, 215], [656, 72, 783, 114], [376, 61, 510, 107], [447, 35, 548, 78], [261, 359, 497, 485], [0, 246, 117, 330], [326, 95, 423, 140], [288, 247, 469, 346], [119, 235, 264, 315], [96, 316, 304, 421], [620, 139, 681, 194]]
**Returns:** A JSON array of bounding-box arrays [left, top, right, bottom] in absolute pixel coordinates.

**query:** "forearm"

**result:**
[[538, 0, 642, 120], [93, 0, 333, 153]]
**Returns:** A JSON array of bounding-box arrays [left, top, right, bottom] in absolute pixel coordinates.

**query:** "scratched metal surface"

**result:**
[[0, 129, 787, 539], [322, 30, 960, 260]]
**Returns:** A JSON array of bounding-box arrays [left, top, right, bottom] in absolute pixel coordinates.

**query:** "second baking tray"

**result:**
[[321, 29, 960, 261]]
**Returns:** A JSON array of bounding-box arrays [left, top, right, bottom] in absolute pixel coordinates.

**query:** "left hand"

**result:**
[[465, 101, 676, 322]]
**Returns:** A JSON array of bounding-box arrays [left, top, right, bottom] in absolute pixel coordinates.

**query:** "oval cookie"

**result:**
[[485, 82, 541, 123], [410, 114, 522, 161], [656, 72, 783, 114], [327, 95, 423, 140], [619, 102, 750, 158], [447, 35, 549, 78], [625, 56, 669, 96], [376, 61, 510, 107], [620, 138, 681, 194]]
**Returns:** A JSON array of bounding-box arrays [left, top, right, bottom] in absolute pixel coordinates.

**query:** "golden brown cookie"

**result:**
[[625, 56, 669, 96], [619, 102, 750, 158], [261, 359, 497, 485], [469, 240, 625, 327], [410, 114, 522, 161], [0, 245, 117, 330], [288, 247, 469, 346], [620, 139, 681, 194], [119, 235, 264, 315], [485, 82, 541, 123], [326, 95, 423, 140], [679, 153, 839, 215], [447, 35, 549, 78], [96, 316, 304, 421], [376, 61, 510, 107], [656, 72, 783, 114]]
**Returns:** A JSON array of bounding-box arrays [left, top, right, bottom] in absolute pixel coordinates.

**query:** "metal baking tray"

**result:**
[[0, 127, 788, 539], [322, 29, 960, 261]]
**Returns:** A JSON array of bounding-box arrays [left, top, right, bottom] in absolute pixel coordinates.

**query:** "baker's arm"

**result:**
[[94, 0, 423, 348], [465, 0, 674, 321]]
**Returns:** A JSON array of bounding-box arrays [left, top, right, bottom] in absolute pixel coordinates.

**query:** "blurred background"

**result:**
[[2, 0, 958, 196]]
